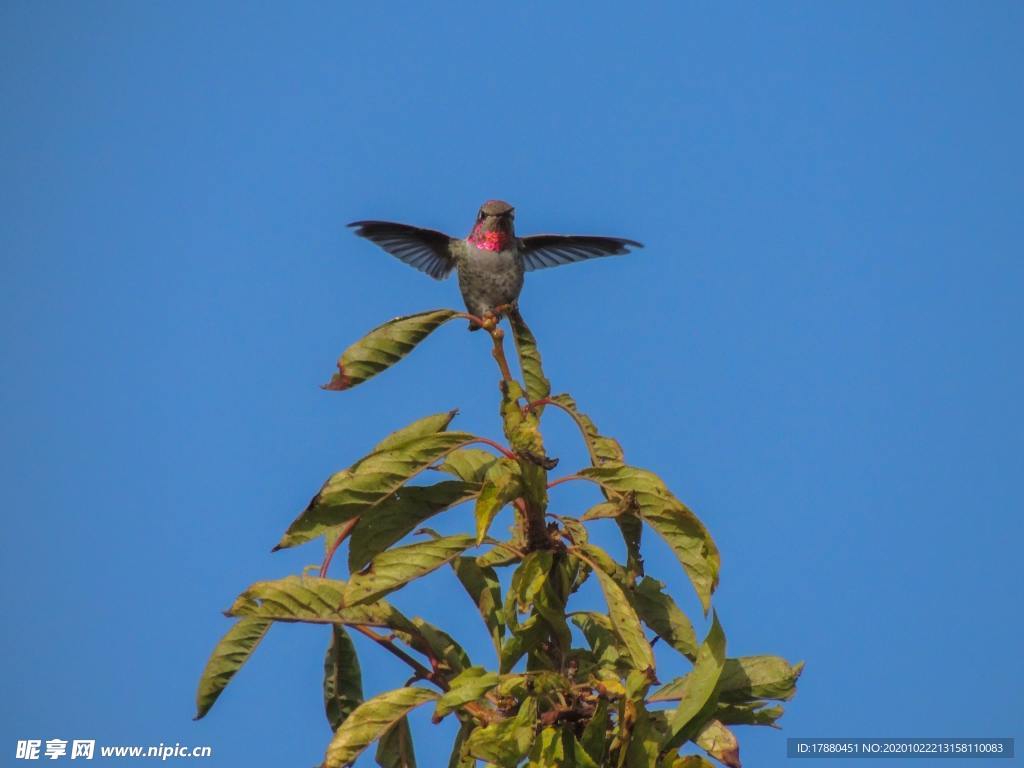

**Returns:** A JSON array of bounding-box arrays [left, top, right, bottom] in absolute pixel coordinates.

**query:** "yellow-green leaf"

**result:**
[[663, 613, 727, 749], [226, 576, 415, 633], [324, 625, 362, 731], [348, 481, 479, 572], [509, 310, 550, 406], [452, 556, 505, 655], [323, 309, 459, 391], [579, 464, 720, 612], [376, 716, 417, 768], [276, 431, 475, 550], [323, 686, 438, 768], [434, 667, 501, 718], [572, 545, 654, 672], [342, 534, 476, 607], [475, 459, 523, 544], [194, 618, 271, 720], [465, 697, 538, 767], [694, 719, 741, 768]]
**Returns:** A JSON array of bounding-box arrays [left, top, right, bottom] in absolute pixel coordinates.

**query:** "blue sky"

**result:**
[[2, 2, 1021, 766]]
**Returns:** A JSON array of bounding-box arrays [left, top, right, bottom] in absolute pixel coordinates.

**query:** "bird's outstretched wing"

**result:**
[[348, 221, 455, 280], [518, 235, 643, 272]]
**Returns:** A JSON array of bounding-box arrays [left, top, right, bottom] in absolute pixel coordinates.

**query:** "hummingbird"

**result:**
[[349, 200, 642, 329]]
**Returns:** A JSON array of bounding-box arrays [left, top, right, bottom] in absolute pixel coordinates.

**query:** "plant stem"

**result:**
[[319, 516, 360, 578]]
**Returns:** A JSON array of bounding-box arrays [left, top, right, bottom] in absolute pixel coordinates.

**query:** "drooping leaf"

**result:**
[[323, 309, 460, 391], [694, 719, 741, 768], [663, 613, 727, 750], [276, 431, 476, 550], [528, 727, 566, 765], [572, 545, 654, 672], [508, 550, 553, 615], [194, 618, 271, 719], [372, 410, 459, 452], [439, 448, 500, 483], [451, 557, 505, 655], [348, 481, 479, 572], [465, 697, 538, 767], [342, 534, 476, 607], [447, 721, 476, 768], [580, 698, 610, 764], [548, 393, 624, 466], [580, 464, 720, 612], [434, 667, 501, 719], [624, 703, 670, 766], [630, 576, 697, 660], [571, 736, 602, 768], [474, 459, 523, 544], [375, 716, 417, 768], [571, 612, 631, 673], [509, 310, 551, 406], [324, 625, 363, 731], [323, 686, 438, 768]]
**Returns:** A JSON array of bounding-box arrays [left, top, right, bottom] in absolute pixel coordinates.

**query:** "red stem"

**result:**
[[547, 474, 583, 490], [319, 516, 360, 578], [467, 436, 517, 461]]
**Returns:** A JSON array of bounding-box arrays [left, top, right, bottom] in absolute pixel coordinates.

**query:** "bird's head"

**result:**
[[469, 200, 515, 250]]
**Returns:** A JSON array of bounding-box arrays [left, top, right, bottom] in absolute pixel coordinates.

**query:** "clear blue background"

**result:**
[[2, 3, 1021, 766]]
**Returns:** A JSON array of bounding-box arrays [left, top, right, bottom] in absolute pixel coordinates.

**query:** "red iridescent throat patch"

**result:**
[[470, 229, 509, 252]]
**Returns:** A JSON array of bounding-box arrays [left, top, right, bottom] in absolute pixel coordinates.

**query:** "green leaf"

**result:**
[[499, 615, 547, 673], [663, 613, 727, 750], [276, 431, 476, 550], [226, 576, 416, 633], [476, 542, 523, 568], [528, 727, 566, 765], [571, 612, 631, 672], [324, 625, 363, 731], [408, 617, 471, 675], [625, 704, 670, 766], [447, 721, 476, 768], [580, 698, 610, 764], [194, 618, 271, 719], [509, 310, 551, 406], [452, 557, 505, 655], [465, 697, 538, 767], [548, 393, 624, 466], [579, 465, 720, 613], [572, 737, 602, 768], [375, 716, 417, 768], [714, 701, 785, 728], [693, 719, 741, 768], [348, 481, 479, 572], [440, 448, 501, 483], [652, 656, 802, 704], [475, 459, 523, 544], [324, 686, 438, 768], [572, 545, 655, 672], [372, 410, 459, 452], [323, 309, 460, 391], [508, 550, 553, 615], [342, 534, 476, 607], [630, 576, 697, 660], [434, 667, 501, 719], [717, 656, 803, 703]]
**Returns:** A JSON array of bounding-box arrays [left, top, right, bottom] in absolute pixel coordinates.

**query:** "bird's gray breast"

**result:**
[[453, 241, 525, 316]]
